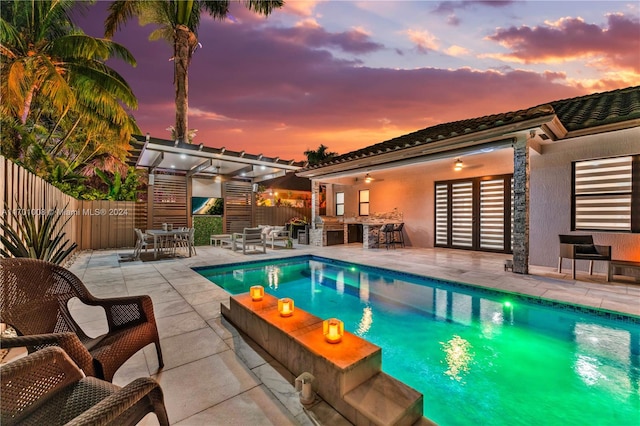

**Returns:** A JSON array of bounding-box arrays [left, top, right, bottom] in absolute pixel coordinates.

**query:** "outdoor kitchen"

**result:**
[[309, 209, 404, 249]]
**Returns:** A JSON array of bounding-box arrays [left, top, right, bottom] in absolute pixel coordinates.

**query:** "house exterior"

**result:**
[[297, 86, 640, 274]]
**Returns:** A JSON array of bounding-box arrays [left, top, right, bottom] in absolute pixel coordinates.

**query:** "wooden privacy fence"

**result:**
[[255, 206, 311, 227], [1, 156, 145, 251]]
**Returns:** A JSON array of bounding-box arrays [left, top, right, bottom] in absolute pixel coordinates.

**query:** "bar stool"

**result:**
[[382, 223, 396, 250], [393, 223, 405, 248]]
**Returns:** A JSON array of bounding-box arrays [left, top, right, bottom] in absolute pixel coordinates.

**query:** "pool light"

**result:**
[[278, 298, 294, 317], [323, 318, 344, 343], [250, 285, 264, 301]]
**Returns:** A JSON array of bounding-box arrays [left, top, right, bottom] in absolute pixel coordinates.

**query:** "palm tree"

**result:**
[[304, 144, 338, 165], [105, 0, 284, 143], [0, 0, 140, 160]]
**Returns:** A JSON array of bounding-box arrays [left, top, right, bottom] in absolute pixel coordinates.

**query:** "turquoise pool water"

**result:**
[[195, 256, 640, 426]]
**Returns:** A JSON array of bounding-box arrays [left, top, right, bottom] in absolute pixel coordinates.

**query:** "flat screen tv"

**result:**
[[192, 197, 222, 215]]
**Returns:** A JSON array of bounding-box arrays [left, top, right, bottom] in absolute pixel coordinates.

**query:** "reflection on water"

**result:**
[[440, 335, 474, 382], [266, 265, 280, 290], [356, 306, 373, 336]]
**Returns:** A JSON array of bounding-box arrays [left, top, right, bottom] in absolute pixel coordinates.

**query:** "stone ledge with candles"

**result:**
[[221, 290, 424, 426]]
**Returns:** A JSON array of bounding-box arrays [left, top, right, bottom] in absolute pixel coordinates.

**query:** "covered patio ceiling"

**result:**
[[128, 134, 305, 182]]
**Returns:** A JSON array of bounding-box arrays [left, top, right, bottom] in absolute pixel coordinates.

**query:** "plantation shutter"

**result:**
[[435, 183, 449, 245], [480, 179, 505, 250], [451, 181, 473, 247], [574, 156, 632, 231]]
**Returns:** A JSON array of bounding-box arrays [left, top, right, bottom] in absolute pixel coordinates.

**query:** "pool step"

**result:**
[[222, 293, 431, 426], [344, 371, 423, 426]]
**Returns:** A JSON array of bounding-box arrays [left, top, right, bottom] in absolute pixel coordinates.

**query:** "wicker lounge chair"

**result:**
[[0, 258, 163, 382], [0, 346, 169, 426]]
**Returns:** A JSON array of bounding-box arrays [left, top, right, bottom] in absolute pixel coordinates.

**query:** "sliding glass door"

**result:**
[[435, 175, 513, 253]]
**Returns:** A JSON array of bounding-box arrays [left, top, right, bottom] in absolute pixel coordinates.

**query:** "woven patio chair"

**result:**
[[0, 346, 169, 426], [0, 258, 163, 382]]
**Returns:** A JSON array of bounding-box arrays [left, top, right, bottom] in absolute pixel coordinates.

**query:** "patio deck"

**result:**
[[66, 244, 640, 425]]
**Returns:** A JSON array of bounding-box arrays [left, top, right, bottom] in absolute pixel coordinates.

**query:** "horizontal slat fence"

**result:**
[[255, 206, 311, 227], [2, 156, 145, 252]]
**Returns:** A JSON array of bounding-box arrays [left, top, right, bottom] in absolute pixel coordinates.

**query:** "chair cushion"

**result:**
[[575, 244, 599, 255], [261, 226, 272, 235]]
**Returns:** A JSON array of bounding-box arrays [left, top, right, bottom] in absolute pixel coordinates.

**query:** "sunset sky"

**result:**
[[77, 1, 640, 162]]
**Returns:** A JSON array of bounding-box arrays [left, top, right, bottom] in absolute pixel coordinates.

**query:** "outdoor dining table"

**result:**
[[145, 229, 192, 259]]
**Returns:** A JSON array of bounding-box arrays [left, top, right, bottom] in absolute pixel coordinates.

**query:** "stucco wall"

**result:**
[[530, 126, 640, 271], [330, 149, 514, 249]]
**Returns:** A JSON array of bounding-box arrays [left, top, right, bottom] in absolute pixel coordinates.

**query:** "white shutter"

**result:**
[[435, 183, 448, 245], [574, 157, 632, 231], [480, 179, 504, 250], [451, 181, 473, 247]]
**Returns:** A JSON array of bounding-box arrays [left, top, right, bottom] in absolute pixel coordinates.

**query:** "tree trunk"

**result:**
[[174, 25, 191, 144], [21, 84, 37, 124]]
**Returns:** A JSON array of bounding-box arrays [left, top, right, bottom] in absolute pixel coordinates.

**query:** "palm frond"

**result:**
[[50, 34, 137, 67], [105, 0, 144, 38], [242, 0, 285, 16]]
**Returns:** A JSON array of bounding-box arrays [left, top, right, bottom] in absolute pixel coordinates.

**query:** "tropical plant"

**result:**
[[1, 202, 78, 264], [0, 0, 140, 175], [105, 0, 284, 143], [304, 144, 337, 165], [94, 167, 142, 201]]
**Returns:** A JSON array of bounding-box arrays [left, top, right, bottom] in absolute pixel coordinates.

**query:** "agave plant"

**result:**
[[0, 202, 78, 264]]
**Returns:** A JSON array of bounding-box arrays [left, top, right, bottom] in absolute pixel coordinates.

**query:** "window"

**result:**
[[336, 192, 344, 216], [573, 156, 639, 232], [359, 190, 370, 216]]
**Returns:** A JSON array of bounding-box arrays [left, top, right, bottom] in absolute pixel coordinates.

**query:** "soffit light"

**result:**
[[454, 159, 463, 171]]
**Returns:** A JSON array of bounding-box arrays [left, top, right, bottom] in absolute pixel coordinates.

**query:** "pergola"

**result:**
[[129, 134, 303, 181], [128, 134, 305, 231]]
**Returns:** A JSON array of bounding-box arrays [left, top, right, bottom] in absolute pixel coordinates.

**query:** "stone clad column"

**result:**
[[311, 180, 320, 226], [309, 180, 322, 246], [512, 134, 531, 274]]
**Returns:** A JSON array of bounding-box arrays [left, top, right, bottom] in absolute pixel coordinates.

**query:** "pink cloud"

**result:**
[[487, 14, 640, 72]]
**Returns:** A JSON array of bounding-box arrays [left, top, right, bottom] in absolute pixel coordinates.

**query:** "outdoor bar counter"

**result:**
[[312, 212, 403, 249]]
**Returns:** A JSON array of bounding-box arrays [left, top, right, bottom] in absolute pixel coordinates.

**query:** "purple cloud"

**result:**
[[487, 14, 640, 72]]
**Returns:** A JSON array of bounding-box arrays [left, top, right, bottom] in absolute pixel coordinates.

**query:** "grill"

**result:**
[[315, 216, 344, 246]]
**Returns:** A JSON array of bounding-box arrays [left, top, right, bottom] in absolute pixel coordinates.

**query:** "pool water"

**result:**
[[195, 256, 640, 426]]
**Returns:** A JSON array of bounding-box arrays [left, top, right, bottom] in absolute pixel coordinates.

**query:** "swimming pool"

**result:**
[[195, 255, 640, 426]]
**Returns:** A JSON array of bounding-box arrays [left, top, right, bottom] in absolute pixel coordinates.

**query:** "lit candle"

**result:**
[[323, 318, 344, 343], [250, 285, 264, 301], [328, 323, 339, 340], [278, 298, 294, 317]]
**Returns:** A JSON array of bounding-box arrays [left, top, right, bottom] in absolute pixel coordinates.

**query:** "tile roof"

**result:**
[[550, 85, 640, 131], [305, 86, 640, 170]]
